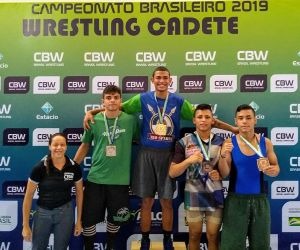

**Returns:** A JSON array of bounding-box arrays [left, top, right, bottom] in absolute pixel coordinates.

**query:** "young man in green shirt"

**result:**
[[74, 85, 139, 250]]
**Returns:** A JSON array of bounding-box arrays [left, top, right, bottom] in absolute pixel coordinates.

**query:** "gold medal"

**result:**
[[154, 123, 167, 136], [257, 157, 269, 171], [106, 145, 117, 157]]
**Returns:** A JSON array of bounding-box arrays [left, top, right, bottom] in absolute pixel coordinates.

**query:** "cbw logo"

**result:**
[[0, 242, 10, 250], [0, 104, 11, 114], [0, 157, 10, 167]]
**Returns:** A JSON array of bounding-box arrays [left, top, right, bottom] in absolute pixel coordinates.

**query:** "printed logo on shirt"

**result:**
[[64, 172, 74, 181]]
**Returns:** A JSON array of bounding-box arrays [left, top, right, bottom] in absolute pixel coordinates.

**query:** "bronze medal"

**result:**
[[257, 157, 270, 171]]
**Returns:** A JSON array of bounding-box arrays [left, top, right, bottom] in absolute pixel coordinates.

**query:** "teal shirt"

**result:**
[[82, 112, 138, 185]]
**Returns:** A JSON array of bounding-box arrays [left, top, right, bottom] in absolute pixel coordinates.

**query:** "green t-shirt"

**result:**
[[82, 112, 139, 185]]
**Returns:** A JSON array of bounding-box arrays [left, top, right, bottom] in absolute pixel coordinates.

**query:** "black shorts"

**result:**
[[132, 146, 175, 199], [82, 181, 131, 227]]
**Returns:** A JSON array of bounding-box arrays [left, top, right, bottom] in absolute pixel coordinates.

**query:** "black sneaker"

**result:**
[[140, 237, 150, 250], [163, 238, 174, 250]]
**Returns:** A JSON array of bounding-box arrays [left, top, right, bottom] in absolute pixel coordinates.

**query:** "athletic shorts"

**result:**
[[220, 193, 270, 250], [185, 208, 222, 225], [132, 146, 175, 199], [82, 181, 131, 227]]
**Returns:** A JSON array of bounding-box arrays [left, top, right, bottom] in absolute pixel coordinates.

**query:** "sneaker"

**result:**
[[163, 238, 174, 250], [140, 237, 150, 250]]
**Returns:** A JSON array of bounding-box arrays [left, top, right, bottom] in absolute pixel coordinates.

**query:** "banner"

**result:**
[[0, 1, 299, 249]]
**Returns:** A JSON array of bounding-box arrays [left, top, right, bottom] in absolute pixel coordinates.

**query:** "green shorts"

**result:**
[[220, 193, 270, 250]]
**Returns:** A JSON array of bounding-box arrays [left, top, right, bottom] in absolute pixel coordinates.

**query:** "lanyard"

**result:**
[[103, 113, 119, 145], [194, 132, 212, 161], [154, 92, 169, 123], [240, 135, 264, 157]]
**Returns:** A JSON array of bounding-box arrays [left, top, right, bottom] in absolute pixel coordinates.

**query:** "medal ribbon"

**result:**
[[194, 132, 212, 161], [104, 113, 119, 145], [240, 135, 264, 157], [194, 132, 212, 184], [154, 92, 169, 124]]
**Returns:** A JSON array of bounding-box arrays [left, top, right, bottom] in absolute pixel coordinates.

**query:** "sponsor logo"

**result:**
[[64, 172, 74, 181], [290, 157, 300, 172], [0, 201, 18, 231], [212, 128, 233, 140], [33, 76, 60, 94], [179, 75, 206, 93], [63, 76, 89, 93], [291, 243, 300, 250], [292, 51, 300, 67], [84, 52, 115, 67], [37, 102, 59, 120], [271, 181, 299, 199], [136, 51, 167, 67], [0, 52, 9, 69], [282, 201, 300, 232], [84, 104, 101, 113], [2, 181, 27, 197], [289, 104, 300, 119], [271, 127, 298, 146], [237, 50, 269, 66], [0, 242, 11, 250], [92, 76, 119, 94], [0, 104, 12, 119], [150, 75, 177, 93], [4, 76, 30, 94], [137, 211, 162, 227], [122, 76, 148, 93], [249, 101, 265, 120], [210, 75, 237, 93], [0, 156, 11, 172], [270, 74, 298, 92], [83, 156, 92, 172], [63, 128, 84, 145], [254, 127, 268, 137], [3, 128, 29, 146], [185, 51, 217, 66], [32, 128, 60, 146], [33, 52, 64, 67], [240, 74, 267, 92]]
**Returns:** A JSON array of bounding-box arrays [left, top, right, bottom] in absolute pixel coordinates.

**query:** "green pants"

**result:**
[[220, 193, 270, 250]]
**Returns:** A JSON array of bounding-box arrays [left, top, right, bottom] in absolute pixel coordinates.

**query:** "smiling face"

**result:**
[[49, 134, 67, 159], [151, 70, 172, 94]]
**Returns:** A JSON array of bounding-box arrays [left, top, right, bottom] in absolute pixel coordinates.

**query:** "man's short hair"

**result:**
[[152, 66, 170, 77], [193, 104, 213, 117], [235, 104, 256, 116], [102, 85, 121, 98]]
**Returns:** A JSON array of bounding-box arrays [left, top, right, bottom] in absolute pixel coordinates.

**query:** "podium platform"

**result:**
[[131, 241, 186, 250]]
